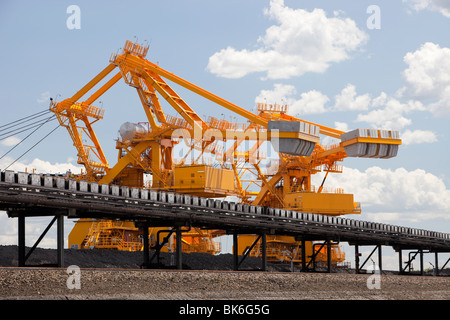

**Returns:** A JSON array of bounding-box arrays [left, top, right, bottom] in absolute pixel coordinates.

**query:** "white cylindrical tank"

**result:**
[[119, 122, 147, 141]]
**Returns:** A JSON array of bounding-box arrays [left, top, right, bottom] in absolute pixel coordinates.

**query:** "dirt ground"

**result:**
[[0, 268, 449, 300], [0, 246, 449, 300]]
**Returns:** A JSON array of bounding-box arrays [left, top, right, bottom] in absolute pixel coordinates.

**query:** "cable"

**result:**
[[0, 115, 56, 161], [0, 115, 56, 139], [0, 116, 57, 139], [0, 110, 52, 133], [3, 124, 60, 171], [0, 109, 50, 129]]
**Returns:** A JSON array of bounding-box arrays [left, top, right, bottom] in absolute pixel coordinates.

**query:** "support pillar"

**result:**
[[435, 252, 439, 276], [419, 249, 424, 276], [301, 240, 306, 272], [377, 244, 382, 274], [18, 215, 25, 267], [312, 245, 317, 272], [142, 224, 149, 268], [233, 232, 238, 271], [398, 249, 403, 275], [327, 240, 332, 273], [57, 215, 64, 268], [355, 245, 360, 274], [261, 233, 267, 272], [176, 226, 182, 270]]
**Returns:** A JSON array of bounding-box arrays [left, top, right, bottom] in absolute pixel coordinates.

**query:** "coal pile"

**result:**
[[0, 245, 290, 271]]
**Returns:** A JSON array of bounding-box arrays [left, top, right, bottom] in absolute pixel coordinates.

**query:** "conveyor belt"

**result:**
[[0, 170, 450, 252]]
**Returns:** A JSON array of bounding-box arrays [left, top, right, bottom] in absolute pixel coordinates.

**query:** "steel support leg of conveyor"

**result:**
[[435, 252, 439, 276], [261, 233, 267, 271], [419, 249, 424, 276], [327, 241, 332, 273], [355, 245, 360, 274], [57, 215, 64, 268], [233, 232, 239, 271], [377, 244, 382, 274], [142, 225, 149, 268], [18, 215, 25, 267], [301, 240, 306, 272], [176, 226, 182, 270]]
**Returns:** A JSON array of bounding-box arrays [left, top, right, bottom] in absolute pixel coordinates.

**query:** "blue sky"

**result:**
[[1, 0, 450, 270]]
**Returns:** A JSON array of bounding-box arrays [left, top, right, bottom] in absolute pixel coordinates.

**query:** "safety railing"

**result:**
[[256, 103, 289, 114], [123, 40, 149, 58]]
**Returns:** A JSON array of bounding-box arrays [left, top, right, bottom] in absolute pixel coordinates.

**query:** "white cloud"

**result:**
[[356, 96, 424, 130], [207, 0, 368, 79], [256, 83, 436, 143], [0, 213, 73, 248], [0, 213, 17, 245], [0, 157, 81, 247], [401, 129, 437, 145], [428, 86, 450, 116], [334, 121, 349, 132], [371, 91, 388, 107], [291, 90, 329, 115], [255, 82, 372, 116], [333, 84, 371, 111], [255, 83, 296, 106], [0, 136, 21, 147], [37, 91, 51, 104], [399, 42, 450, 116], [315, 166, 450, 222], [404, 0, 450, 18], [0, 156, 82, 174], [255, 83, 329, 115]]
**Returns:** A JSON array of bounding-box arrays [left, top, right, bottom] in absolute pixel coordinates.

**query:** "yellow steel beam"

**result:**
[[141, 71, 203, 134], [231, 162, 245, 199], [98, 141, 152, 185], [131, 76, 159, 130], [84, 72, 122, 105], [251, 171, 284, 206], [139, 77, 167, 125], [123, 54, 268, 127], [70, 63, 116, 103], [82, 117, 109, 169], [316, 137, 402, 159], [341, 137, 402, 147], [316, 146, 346, 159]]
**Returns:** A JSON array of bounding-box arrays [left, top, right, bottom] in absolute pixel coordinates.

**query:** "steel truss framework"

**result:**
[[44, 40, 406, 264], [49, 40, 401, 213]]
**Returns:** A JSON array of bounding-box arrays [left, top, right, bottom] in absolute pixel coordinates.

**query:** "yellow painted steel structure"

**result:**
[[69, 219, 221, 254], [70, 219, 143, 251], [173, 165, 235, 197], [237, 235, 345, 266], [56, 41, 401, 266]]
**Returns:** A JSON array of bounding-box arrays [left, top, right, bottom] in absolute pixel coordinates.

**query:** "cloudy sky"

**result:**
[[1, 0, 449, 269]]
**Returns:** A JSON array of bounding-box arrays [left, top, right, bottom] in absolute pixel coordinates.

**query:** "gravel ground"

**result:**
[[0, 245, 449, 300], [0, 268, 449, 300]]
